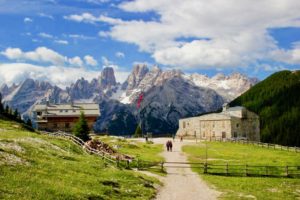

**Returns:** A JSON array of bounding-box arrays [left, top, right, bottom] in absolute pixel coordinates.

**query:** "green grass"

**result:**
[[182, 142, 300, 200], [0, 118, 160, 200], [94, 136, 164, 163]]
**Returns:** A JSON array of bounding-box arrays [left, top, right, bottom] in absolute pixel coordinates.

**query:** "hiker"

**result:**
[[169, 141, 173, 152], [166, 141, 170, 151]]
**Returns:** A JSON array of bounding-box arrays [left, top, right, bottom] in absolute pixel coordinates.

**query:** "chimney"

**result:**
[[222, 103, 229, 112]]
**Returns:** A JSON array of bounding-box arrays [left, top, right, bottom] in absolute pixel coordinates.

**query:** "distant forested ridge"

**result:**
[[230, 70, 300, 147]]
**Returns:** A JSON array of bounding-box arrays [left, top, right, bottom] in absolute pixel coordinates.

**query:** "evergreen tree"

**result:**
[[13, 109, 19, 120], [26, 118, 33, 127], [133, 124, 142, 138], [73, 111, 90, 142], [0, 93, 3, 113], [5, 105, 9, 114]]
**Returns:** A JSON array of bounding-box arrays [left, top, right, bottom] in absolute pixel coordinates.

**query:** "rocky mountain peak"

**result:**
[[0, 83, 9, 96], [100, 67, 116, 89], [122, 64, 149, 90]]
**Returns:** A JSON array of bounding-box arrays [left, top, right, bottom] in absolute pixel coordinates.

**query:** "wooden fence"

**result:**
[[206, 137, 300, 153], [158, 161, 300, 178], [40, 131, 116, 164]]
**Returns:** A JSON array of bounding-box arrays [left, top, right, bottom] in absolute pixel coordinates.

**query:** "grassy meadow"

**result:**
[[0, 118, 161, 200], [183, 141, 300, 200]]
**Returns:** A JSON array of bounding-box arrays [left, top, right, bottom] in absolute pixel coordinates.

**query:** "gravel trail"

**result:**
[[153, 138, 220, 200]]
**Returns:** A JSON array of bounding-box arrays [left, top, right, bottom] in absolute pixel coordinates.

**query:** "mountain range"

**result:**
[[0, 65, 258, 135]]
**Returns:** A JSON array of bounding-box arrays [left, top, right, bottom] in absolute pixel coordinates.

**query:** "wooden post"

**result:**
[[226, 163, 229, 176], [286, 166, 289, 177], [126, 160, 130, 169], [161, 161, 164, 172], [204, 163, 208, 174]]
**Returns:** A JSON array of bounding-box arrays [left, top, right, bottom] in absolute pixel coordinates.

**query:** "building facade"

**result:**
[[32, 102, 100, 132], [176, 105, 260, 141]]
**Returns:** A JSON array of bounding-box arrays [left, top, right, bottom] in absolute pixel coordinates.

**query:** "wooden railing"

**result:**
[[158, 161, 300, 178], [203, 137, 300, 153], [40, 131, 116, 164]]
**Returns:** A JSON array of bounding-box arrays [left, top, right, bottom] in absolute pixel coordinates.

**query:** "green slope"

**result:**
[[0, 118, 158, 200], [230, 70, 300, 146]]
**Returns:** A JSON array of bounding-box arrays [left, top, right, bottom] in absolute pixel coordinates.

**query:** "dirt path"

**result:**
[[152, 138, 220, 200]]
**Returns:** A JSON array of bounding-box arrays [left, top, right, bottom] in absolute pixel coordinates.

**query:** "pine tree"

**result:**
[[13, 108, 19, 120], [5, 105, 9, 114], [73, 111, 90, 142], [26, 118, 33, 128], [0, 93, 3, 113], [133, 124, 142, 138]]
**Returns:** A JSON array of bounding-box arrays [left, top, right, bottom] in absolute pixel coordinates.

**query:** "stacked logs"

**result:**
[[85, 139, 133, 161]]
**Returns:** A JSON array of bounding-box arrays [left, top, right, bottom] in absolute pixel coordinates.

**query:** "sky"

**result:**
[[0, 0, 300, 88]]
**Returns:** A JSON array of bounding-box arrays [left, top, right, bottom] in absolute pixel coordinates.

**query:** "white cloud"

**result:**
[[38, 32, 54, 39], [87, 0, 300, 69], [64, 12, 100, 24], [0, 63, 129, 88], [38, 13, 54, 20], [24, 17, 33, 23], [68, 34, 95, 40], [101, 56, 119, 70], [1, 47, 66, 65], [115, 51, 125, 58], [0, 63, 97, 89], [84, 55, 98, 66], [68, 56, 83, 67], [54, 40, 69, 45], [269, 42, 300, 64]]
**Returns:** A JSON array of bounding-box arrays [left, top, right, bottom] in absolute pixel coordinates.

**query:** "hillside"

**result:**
[[0, 118, 159, 200], [230, 70, 300, 146]]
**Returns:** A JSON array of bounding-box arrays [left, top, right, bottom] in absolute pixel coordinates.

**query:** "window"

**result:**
[[65, 123, 70, 128], [37, 112, 42, 116], [236, 123, 239, 128], [233, 132, 237, 138], [73, 110, 76, 112], [203, 132, 205, 137], [59, 110, 63, 113], [65, 110, 68, 112], [212, 131, 215, 137], [222, 132, 226, 138]]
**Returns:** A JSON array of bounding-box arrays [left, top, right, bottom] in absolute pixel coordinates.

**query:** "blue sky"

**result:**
[[0, 0, 300, 87]]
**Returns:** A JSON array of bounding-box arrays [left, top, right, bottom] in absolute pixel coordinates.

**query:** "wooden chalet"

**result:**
[[32, 102, 100, 132]]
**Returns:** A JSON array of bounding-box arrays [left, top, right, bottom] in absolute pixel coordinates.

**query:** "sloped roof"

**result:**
[[33, 103, 100, 117]]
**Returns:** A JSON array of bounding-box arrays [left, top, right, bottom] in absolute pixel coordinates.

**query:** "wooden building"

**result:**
[[32, 102, 100, 132], [176, 105, 260, 141]]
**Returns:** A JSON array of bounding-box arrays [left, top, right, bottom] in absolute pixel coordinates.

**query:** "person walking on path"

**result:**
[[169, 141, 173, 152], [166, 141, 170, 151]]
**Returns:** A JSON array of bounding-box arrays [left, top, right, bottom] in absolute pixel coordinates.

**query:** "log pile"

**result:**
[[85, 139, 134, 161]]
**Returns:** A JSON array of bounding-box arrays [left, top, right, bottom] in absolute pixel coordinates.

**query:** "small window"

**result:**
[[73, 110, 76, 112], [203, 132, 205, 137], [37, 112, 42, 116], [234, 132, 237, 138], [236, 123, 239, 128], [59, 110, 63, 113], [65, 110, 68, 112]]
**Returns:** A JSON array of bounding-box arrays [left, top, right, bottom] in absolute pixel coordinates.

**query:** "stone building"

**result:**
[[176, 105, 260, 141], [32, 102, 100, 132]]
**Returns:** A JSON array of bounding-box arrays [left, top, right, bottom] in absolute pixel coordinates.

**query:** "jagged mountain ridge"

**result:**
[[0, 65, 258, 135]]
